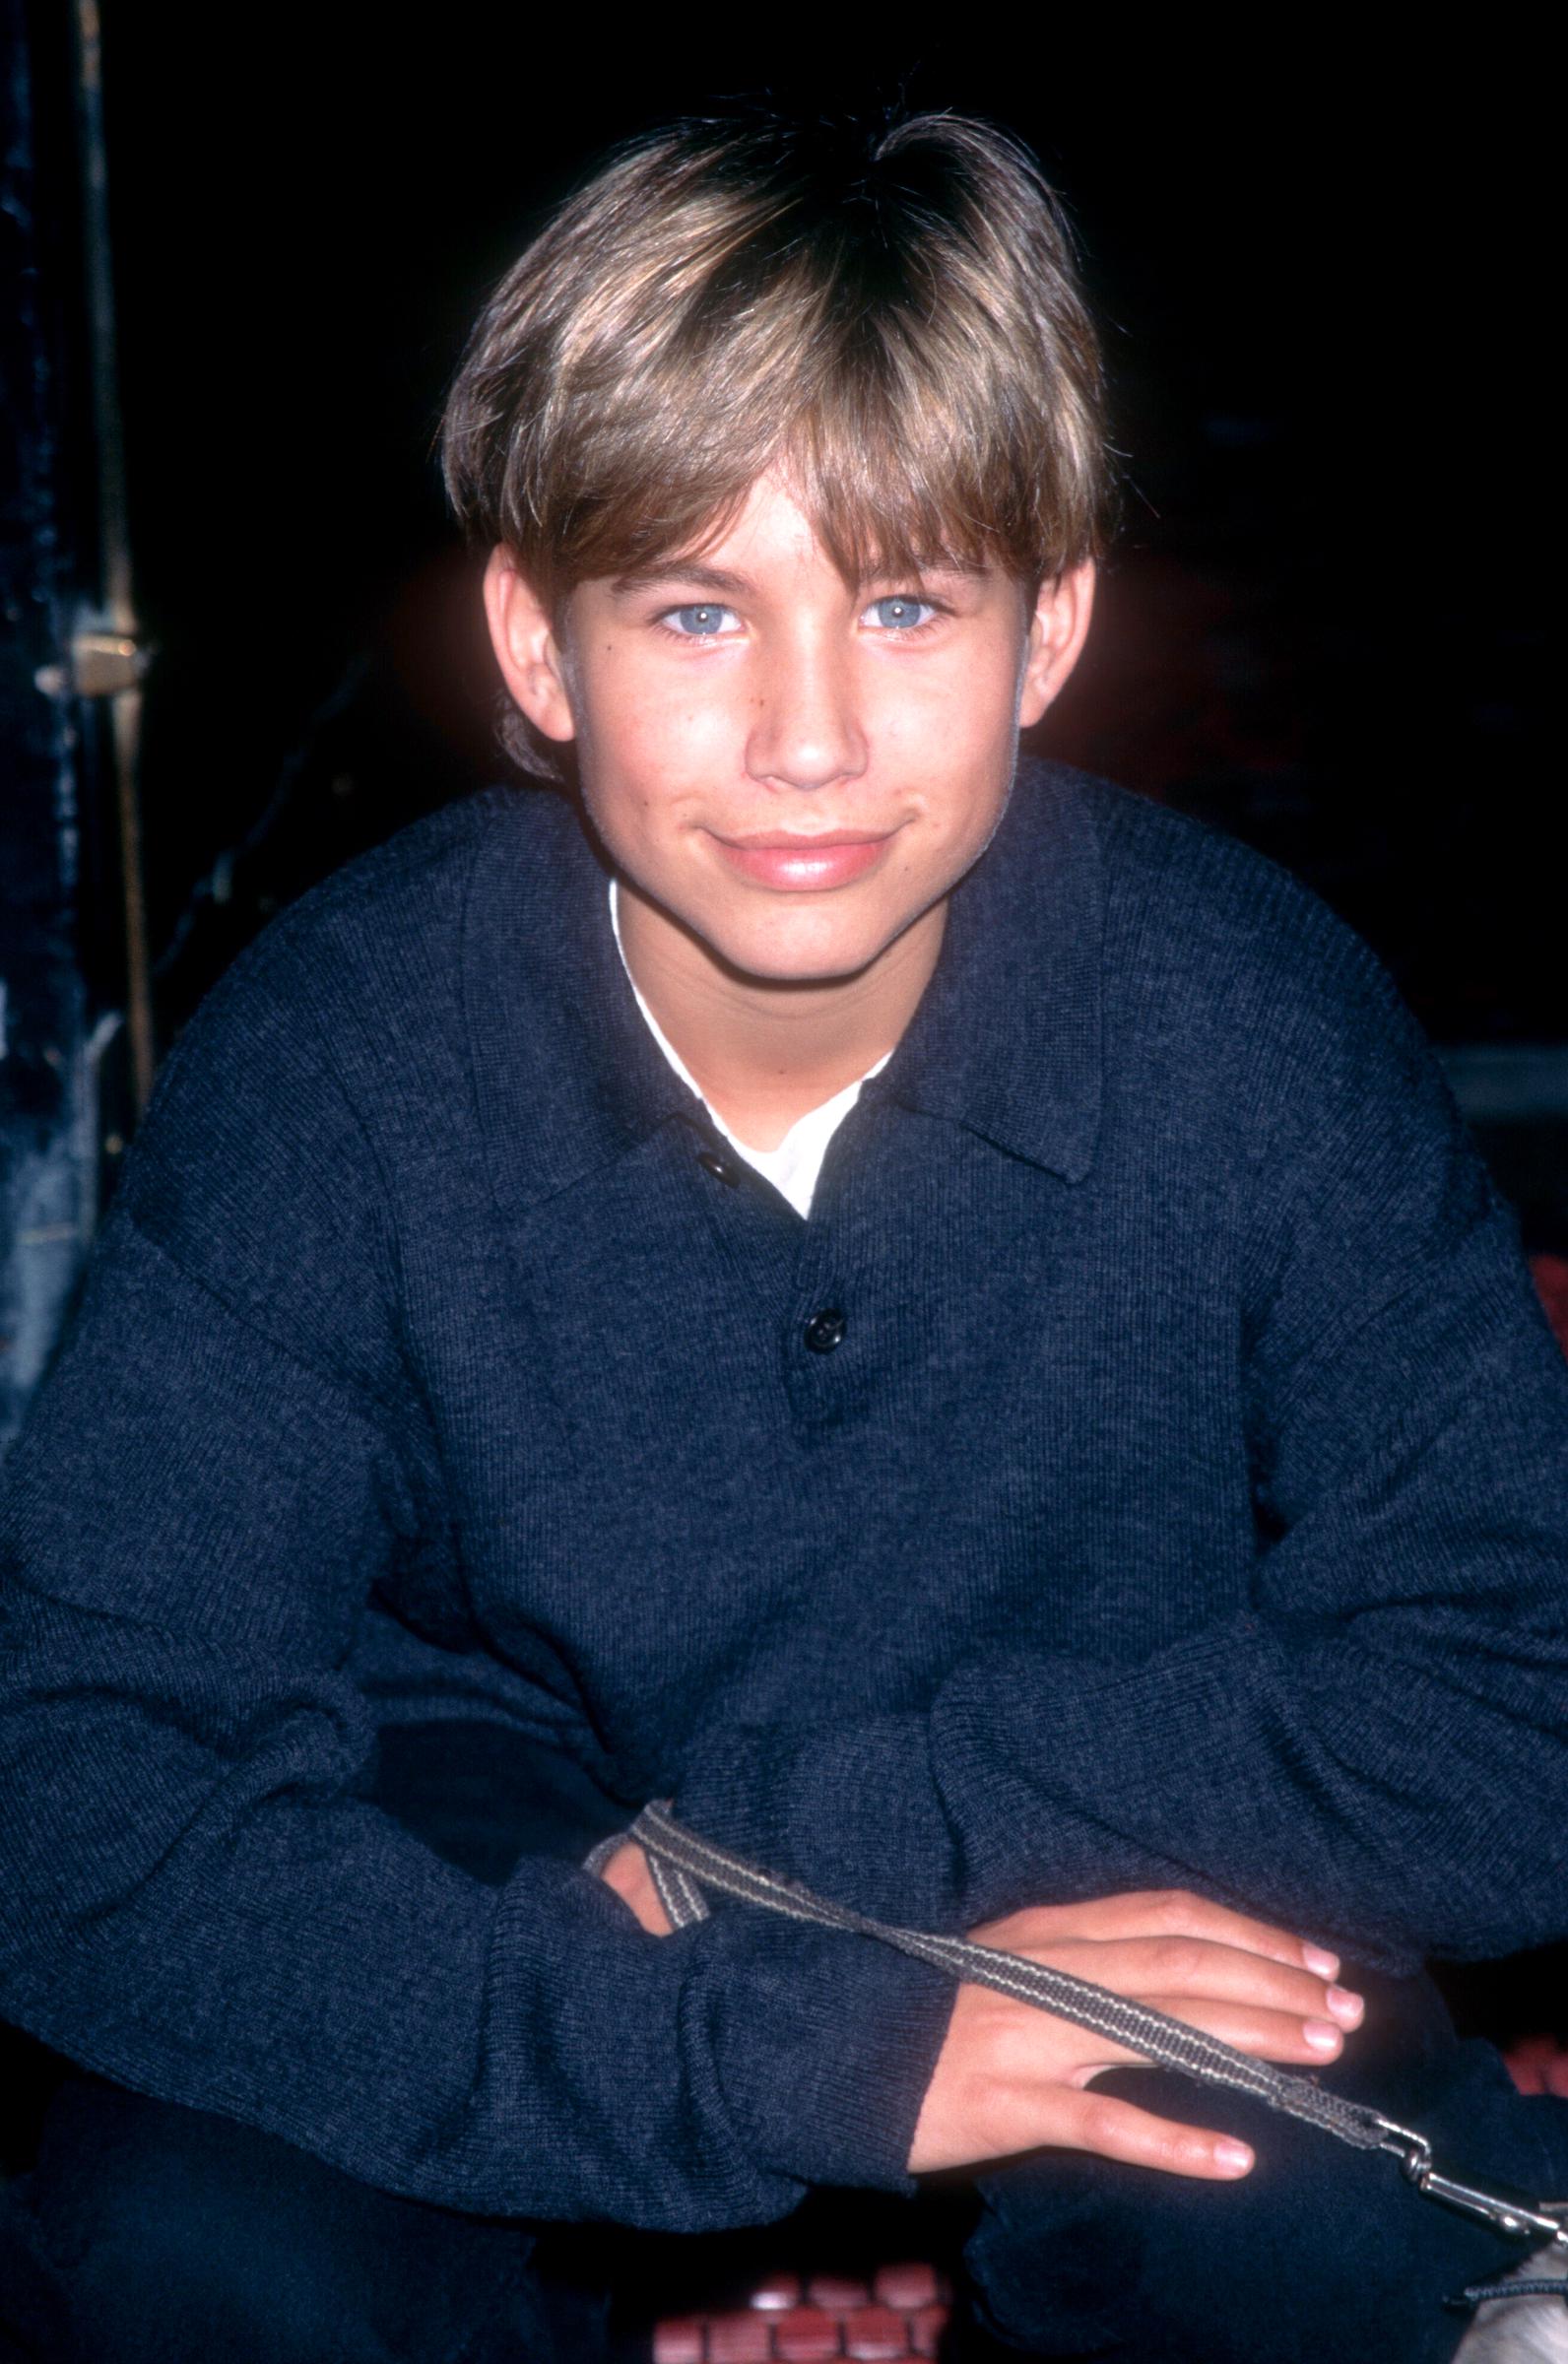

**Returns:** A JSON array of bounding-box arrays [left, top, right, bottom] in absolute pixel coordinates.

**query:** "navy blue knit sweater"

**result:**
[[2, 757, 1566, 2232]]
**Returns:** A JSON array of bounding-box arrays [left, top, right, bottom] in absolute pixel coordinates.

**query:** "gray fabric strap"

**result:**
[[624, 1800, 1382, 2150], [610, 1800, 1568, 2254]]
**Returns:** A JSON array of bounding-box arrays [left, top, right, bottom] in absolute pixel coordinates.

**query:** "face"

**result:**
[[484, 468, 1093, 995]]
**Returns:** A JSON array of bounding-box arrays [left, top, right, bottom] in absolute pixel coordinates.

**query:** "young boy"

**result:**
[[2, 108, 1566, 2364]]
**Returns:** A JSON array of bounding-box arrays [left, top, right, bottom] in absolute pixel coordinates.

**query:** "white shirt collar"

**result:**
[[607, 875, 890, 1219]]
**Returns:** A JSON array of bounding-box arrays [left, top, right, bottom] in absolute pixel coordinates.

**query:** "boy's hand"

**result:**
[[597, 1840, 675, 1936], [908, 1888, 1363, 2180]]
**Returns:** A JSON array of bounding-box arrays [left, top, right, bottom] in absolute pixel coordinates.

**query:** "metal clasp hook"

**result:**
[[1372, 2115, 1568, 2249]]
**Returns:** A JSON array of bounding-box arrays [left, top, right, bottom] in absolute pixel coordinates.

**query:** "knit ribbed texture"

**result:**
[[2, 757, 1565, 2232]]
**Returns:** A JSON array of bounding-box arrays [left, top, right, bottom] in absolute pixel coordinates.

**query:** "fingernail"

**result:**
[[1214, 2139, 1254, 2173], [1326, 1985, 1363, 2024], [1302, 1943, 1339, 1977], [1304, 2019, 1341, 2052]]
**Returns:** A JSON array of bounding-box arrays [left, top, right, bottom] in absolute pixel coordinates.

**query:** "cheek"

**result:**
[[578, 693, 732, 859], [590, 653, 741, 788], [928, 772, 1013, 870], [875, 630, 1022, 733], [868, 645, 1022, 803]]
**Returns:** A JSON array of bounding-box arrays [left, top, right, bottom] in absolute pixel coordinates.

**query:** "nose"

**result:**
[[744, 628, 868, 793]]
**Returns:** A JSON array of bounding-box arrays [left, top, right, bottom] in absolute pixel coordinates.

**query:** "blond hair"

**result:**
[[440, 108, 1109, 776]]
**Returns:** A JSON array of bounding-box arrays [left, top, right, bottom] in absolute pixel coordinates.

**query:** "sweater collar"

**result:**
[[865, 755, 1105, 1183], [463, 754, 1104, 1217]]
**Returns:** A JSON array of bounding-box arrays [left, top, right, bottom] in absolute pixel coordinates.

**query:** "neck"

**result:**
[[614, 884, 946, 1149]]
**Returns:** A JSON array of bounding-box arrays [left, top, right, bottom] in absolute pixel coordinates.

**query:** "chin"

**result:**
[[711, 919, 891, 986]]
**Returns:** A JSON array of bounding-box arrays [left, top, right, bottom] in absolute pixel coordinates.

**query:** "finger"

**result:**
[[597, 1843, 674, 1936], [1136, 1995, 1351, 2067], [596, 1840, 645, 1901], [1003, 1995, 1344, 2091], [1019, 1935, 1362, 2027], [1050, 2087, 1256, 2181], [976, 1888, 1335, 1976], [960, 1995, 1336, 2105]]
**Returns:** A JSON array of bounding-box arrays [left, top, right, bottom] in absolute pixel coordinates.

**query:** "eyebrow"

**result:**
[[609, 555, 992, 599], [609, 561, 751, 600]]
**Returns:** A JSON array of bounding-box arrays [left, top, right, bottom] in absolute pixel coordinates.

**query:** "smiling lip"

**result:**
[[709, 827, 896, 889]]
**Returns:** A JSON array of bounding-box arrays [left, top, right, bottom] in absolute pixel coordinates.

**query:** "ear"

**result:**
[[1016, 559, 1096, 729], [481, 546, 577, 745]]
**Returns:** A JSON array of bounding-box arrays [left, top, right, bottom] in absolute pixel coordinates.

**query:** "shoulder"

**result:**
[[1032, 765, 1504, 1343], [1034, 758, 1440, 1120], [1051, 760, 1381, 1005], [141, 782, 569, 1104], [114, 786, 558, 1364], [186, 783, 554, 1022]]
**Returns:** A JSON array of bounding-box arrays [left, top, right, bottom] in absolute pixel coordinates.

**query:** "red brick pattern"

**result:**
[[653, 2263, 950, 2361]]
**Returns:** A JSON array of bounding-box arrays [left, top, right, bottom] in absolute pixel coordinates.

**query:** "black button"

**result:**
[[696, 1148, 741, 1187], [803, 1306, 846, 1353]]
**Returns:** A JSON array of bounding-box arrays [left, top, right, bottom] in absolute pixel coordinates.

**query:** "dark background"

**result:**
[[89, 19, 1555, 1061]]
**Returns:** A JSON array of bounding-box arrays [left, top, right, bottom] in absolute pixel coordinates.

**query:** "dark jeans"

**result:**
[[964, 1971, 1568, 2362], [3, 1721, 1566, 2363]]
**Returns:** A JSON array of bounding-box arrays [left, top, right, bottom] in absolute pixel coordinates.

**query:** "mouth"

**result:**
[[706, 825, 898, 891], [714, 828, 894, 849]]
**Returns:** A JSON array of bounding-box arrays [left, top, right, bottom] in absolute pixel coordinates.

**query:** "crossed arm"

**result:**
[[598, 1836, 1367, 2180]]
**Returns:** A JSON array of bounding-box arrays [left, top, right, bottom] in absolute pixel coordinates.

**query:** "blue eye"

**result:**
[[666, 604, 734, 636], [867, 595, 935, 630]]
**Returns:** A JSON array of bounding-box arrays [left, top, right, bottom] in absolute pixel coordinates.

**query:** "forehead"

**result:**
[[597, 466, 1001, 601]]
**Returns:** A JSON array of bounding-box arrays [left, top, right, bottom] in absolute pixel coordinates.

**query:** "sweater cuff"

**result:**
[[579, 1827, 633, 1878], [697, 1908, 959, 2195]]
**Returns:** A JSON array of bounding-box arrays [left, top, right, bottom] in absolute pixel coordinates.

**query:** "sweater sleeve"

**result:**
[[672, 929, 1568, 1977], [0, 930, 955, 2228]]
